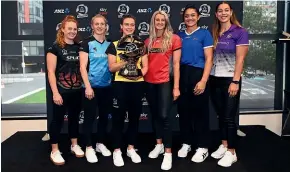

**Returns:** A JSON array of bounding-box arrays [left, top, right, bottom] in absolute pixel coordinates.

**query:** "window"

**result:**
[[35, 7, 41, 17], [37, 41, 43, 46], [30, 47, 37, 55], [17, 0, 43, 35], [241, 0, 278, 110]]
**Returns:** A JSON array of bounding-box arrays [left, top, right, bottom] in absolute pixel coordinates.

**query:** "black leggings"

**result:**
[[82, 86, 112, 147], [146, 82, 173, 148], [178, 65, 210, 148], [111, 81, 144, 149], [49, 90, 82, 144], [209, 76, 242, 149]]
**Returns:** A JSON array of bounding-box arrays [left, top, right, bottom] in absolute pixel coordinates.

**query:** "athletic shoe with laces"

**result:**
[[191, 148, 208, 163], [161, 153, 172, 171], [71, 145, 85, 158], [113, 150, 124, 167], [148, 144, 164, 159], [50, 150, 65, 166], [211, 144, 227, 159], [127, 148, 141, 163], [217, 151, 237, 167], [85, 147, 98, 163], [96, 143, 111, 156], [178, 144, 191, 158]]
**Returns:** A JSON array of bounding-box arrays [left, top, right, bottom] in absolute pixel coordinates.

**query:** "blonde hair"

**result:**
[[212, 1, 242, 48], [148, 10, 173, 53], [90, 14, 108, 37]]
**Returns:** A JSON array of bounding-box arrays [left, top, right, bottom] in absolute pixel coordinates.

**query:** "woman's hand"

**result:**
[[53, 93, 63, 105], [85, 87, 94, 100], [193, 81, 207, 95], [228, 83, 239, 97], [173, 88, 180, 101]]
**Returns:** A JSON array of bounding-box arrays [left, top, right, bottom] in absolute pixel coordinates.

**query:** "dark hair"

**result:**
[[212, 1, 242, 47], [120, 14, 136, 25], [182, 4, 200, 21]]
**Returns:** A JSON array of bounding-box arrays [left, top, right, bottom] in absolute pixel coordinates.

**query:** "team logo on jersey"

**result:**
[[226, 34, 232, 38], [54, 8, 70, 14], [56, 23, 62, 31], [199, 4, 211, 17], [159, 4, 170, 17], [76, 4, 88, 18], [62, 49, 68, 55], [99, 8, 108, 15], [118, 4, 130, 18], [138, 22, 149, 36], [178, 22, 186, 31]]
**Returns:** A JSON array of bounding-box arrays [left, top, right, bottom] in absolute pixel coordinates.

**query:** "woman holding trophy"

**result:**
[[106, 14, 148, 167], [145, 10, 182, 170]]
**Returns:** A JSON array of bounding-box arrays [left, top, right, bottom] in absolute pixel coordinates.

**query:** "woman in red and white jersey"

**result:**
[[144, 10, 182, 171]]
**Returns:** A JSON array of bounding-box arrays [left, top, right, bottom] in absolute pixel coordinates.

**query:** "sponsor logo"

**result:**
[[178, 22, 186, 31], [54, 8, 70, 14], [99, 8, 108, 15], [201, 25, 209, 29], [176, 114, 179, 118], [125, 112, 129, 122], [159, 4, 170, 17], [199, 4, 211, 17], [56, 23, 62, 31], [142, 97, 148, 106], [139, 113, 148, 120], [180, 7, 185, 15], [118, 4, 130, 18], [78, 26, 92, 33], [76, 4, 88, 18], [138, 22, 149, 36], [136, 8, 152, 13], [79, 111, 84, 124]]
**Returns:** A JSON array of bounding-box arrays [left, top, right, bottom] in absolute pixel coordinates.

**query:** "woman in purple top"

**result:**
[[209, 1, 249, 167]]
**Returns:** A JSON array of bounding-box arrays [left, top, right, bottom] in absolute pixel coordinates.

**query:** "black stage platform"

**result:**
[[2, 126, 290, 172]]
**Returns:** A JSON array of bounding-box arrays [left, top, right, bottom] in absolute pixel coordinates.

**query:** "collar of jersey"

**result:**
[[185, 27, 200, 36]]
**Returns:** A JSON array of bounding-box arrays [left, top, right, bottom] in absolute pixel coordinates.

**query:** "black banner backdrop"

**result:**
[[43, 1, 243, 133]]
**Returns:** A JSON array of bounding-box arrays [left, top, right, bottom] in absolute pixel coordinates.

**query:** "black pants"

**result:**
[[82, 86, 111, 147], [209, 76, 242, 149], [178, 65, 210, 148], [111, 81, 144, 149], [49, 90, 82, 144], [146, 81, 173, 148]]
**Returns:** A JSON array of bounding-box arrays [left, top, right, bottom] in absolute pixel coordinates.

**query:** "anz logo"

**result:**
[[54, 8, 70, 14], [137, 8, 152, 13]]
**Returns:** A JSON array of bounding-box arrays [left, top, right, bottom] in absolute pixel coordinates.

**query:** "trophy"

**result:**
[[117, 34, 145, 80]]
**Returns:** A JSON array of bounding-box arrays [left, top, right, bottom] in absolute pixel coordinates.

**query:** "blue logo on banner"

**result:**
[[64, 8, 70, 14]]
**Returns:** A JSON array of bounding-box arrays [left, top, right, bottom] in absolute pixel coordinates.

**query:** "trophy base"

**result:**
[[119, 69, 143, 80]]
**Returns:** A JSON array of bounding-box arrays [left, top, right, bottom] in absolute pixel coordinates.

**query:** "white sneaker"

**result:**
[[85, 147, 98, 163], [148, 144, 164, 159], [217, 151, 237, 167], [50, 150, 65, 166], [237, 129, 246, 137], [211, 144, 227, 159], [127, 148, 141, 163], [96, 143, 111, 157], [191, 148, 208, 163], [71, 145, 85, 158], [113, 150, 124, 167], [161, 153, 172, 171], [178, 144, 191, 158]]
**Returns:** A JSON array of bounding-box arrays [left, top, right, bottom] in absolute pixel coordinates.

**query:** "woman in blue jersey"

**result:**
[[79, 14, 113, 163], [177, 4, 214, 163]]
